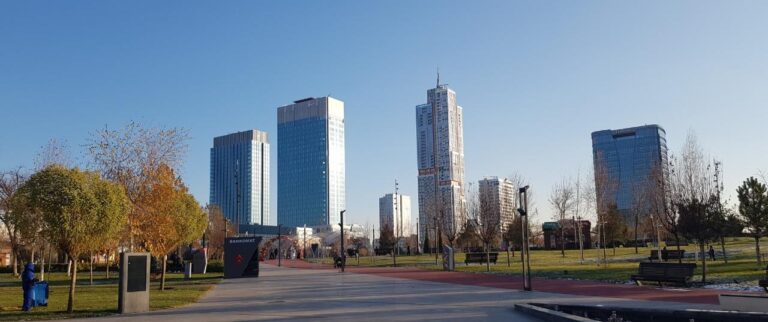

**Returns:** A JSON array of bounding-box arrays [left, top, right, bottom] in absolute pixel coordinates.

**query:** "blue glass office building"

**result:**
[[591, 125, 668, 218], [210, 130, 270, 226], [277, 97, 345, 229]]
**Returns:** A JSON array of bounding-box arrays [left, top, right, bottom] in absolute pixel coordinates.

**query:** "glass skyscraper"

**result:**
[[209, 130, 270, 226], [277, 97, 345, 229], [416, 80, 466, 246], [591, 124, 668, 218]]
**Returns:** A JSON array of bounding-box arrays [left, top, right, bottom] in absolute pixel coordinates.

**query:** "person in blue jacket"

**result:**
[[21, 262, 35, 312]]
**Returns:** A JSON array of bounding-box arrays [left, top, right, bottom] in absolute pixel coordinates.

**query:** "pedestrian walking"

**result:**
[[21, 262, 36, 312]]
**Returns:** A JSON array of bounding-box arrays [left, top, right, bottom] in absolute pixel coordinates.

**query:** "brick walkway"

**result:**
[[264, 259, 736, 305]]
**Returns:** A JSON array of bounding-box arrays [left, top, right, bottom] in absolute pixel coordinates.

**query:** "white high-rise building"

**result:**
[[379, 193, 412, 238], [416, 77, 466, 247], [478, 177, 516, 233], [210, 130, 270, 226]]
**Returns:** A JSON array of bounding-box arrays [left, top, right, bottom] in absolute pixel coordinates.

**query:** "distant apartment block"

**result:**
[[478, 177, 515, 232], [210, 130, 270, 226], [278, 97, 346, 229], [379, 193, 412, 237], [416, 78, 466, 245]]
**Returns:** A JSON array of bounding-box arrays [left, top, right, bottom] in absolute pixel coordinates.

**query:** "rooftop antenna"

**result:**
[[436, 67, 440, 88]]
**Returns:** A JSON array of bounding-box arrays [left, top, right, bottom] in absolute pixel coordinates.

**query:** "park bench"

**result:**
[[647, 249, 685, 262], [464, 252, 499, 265], [631, 262, 696, 286]]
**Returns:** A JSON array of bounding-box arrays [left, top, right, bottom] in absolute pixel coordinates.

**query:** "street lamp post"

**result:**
[[339, 210, 346, 272], [517, 185, 532, 291]]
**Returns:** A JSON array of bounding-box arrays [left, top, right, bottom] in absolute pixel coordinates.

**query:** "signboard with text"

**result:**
[[224, 236, 262, 279]]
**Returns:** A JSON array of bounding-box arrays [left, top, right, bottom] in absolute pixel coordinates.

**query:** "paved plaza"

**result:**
[[67, 263, 720, 321]]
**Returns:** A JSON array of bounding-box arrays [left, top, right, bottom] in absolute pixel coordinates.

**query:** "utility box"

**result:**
[[118, 252, 150, 314]]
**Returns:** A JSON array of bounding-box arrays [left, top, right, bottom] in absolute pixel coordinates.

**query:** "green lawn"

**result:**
[[0, 271, 221, 321], [316, 237, 768, 285]]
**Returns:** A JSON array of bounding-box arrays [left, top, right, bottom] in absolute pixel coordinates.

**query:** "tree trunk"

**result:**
[[89, 253, 94, 285], [40, 246, 46, 281], [756, 236, 762, 266], [160, 255, 167, 291], [67, 258, 77, 313], [507, 248, 511, 267], [11, 249, 18, 276], [560, 226, 565, 258], [700, 242, 707, 283], [66, 254, 71, 277], [720, 236, 728, 264], [486, 242, 490, 272], [105, 251, 110, 279], [31, 248, 36, 263], [675, 234, 683, 264], [634, 213, 639, 254]]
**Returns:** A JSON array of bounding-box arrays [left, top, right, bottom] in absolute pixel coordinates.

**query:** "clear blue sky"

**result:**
[[2, 1, 767, 227]]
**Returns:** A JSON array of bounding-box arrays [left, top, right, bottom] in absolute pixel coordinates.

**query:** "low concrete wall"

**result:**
[[720, 293, 768, 313]]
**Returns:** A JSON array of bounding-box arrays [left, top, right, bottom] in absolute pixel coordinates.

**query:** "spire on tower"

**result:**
[[436, 68, 440, 88]]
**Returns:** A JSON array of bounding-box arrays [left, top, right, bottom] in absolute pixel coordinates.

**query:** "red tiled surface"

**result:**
[[263, 259, 750, 305]]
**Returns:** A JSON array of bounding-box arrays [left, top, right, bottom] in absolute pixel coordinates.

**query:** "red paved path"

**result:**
[[263, 259, 744, 305]]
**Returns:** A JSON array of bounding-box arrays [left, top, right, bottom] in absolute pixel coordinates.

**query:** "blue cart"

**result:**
[[31, 281, 49, 307]]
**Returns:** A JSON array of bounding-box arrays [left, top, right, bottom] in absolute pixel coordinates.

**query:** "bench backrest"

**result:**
[[465, 253, 484, 261], [465, 253, 500, 261], [666, 250, 685, 259], [638, 262, 696, 278]]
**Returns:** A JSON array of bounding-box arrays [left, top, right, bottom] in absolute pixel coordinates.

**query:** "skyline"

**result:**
[[2, 2, 768, 227]]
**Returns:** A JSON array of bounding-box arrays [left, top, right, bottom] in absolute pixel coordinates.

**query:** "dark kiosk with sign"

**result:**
[[224, 236, 263, 279]]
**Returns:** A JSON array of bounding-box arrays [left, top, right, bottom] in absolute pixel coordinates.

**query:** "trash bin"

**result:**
[[32, 281, 49, 307]]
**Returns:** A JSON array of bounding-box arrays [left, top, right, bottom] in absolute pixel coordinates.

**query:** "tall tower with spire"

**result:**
[[415, 75, 466, 248]]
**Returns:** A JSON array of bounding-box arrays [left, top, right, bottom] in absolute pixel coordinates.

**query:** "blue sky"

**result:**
[[2, 1, 767, 226]]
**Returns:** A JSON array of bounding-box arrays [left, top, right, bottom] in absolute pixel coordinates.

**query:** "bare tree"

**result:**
[[86, 122, 189, 250], [205, 204, 234, 260], [549, 178, 575, 257], [0, 168, 26, 275], [34, 138, 73, 170], [592, 151, 618, 266], [468, 185, 501, 271], [669, 133, 720, 281]]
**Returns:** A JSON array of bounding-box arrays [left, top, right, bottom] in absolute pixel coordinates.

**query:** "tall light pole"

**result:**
[[339, 210, 346, 272], [517, 185, 532, 291], [394, 180, 399, 267]]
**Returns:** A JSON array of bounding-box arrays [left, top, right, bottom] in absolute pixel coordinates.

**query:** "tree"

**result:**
[[737, 177, 768, 266], [137, 164, 207, 290], [592, 151, 618, 265], [668, 133, 720, 279], [87, 122, 189, 250], [34, 138, 73, 170], [379, 224, 395, 254], [474, 187, 501, 272], [0, 168, 26, 276], [15, 166, 127, 313], [549, 178, 575, 257], [205, 204, 234, 260], [677, 196, 718, 282], [603, 204, 626, 256]]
